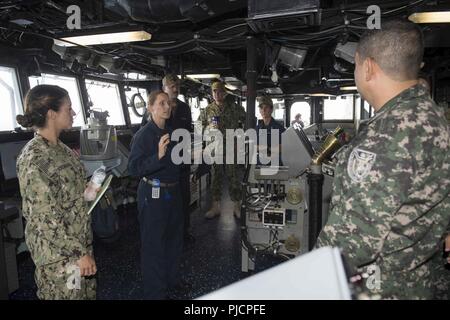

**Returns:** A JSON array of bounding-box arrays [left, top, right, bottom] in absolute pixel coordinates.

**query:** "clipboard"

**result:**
[[87, 174, 113, 215]]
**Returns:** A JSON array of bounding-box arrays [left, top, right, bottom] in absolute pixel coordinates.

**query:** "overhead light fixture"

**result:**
[[408, 11, 450, 23], [54, 30, 152, 47], [225, 84, 238, 91], [10, 19, 34, 26], [186, 74, 221, 79], [340, 86, 358, 91], [124, 73, 148, 80], [309, 93, 334, 97]]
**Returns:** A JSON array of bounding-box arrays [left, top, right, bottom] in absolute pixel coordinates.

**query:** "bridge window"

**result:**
[[253, 99, 285, 126], [85, 80, 125, 126], [189, 97, 208, 122], [125, 86, 147, 125], [29, 73, 85, 127], [364, 100, 372, 117], [323, 95, 354, 121], [0, 66, 23, 132], [290, 101, 311, 127], [273, 99, 285, 124], [355, 94, 373, 120]]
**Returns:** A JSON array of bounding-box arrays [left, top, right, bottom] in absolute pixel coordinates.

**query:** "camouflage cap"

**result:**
[[162, 73, 180, 87], [211, 81, 226, 91], [257, 96, 273, 108]]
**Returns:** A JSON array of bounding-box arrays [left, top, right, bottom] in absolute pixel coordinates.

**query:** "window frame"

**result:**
[[124, 85, 148, 126], [84, 77, 128, 128], [28, 72, 87, 128], [290, 100, 312, 128], [322, 94, 356, 122], [0, 64, 25, 133]]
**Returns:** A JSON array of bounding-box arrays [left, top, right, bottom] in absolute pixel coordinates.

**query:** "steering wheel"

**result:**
[[130, 93, 146, 117]]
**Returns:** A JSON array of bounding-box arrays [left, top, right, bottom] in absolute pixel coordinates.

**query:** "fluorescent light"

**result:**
[[309, 93, 334, 97], [186, 74, 220, 79], [54, 30, 152, 47], [125, 73, 147, 80], [10, 19, 34, 26], [225, 84, 238, 91], [408, 11, 450, 24], [340, 86, 357, 91]]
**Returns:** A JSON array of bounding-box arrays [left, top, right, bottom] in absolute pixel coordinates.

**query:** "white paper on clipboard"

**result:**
[[87, 175, 113, 215]]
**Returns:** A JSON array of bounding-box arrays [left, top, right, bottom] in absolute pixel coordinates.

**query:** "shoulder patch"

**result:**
[[347, 148, 377, 182], [35, 157, 54, 177]]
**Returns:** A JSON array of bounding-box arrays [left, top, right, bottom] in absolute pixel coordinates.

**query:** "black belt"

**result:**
[[142, 177, 179, 187]]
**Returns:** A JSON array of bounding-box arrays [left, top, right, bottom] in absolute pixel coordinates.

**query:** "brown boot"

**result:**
[[205, 201, 220, 219]]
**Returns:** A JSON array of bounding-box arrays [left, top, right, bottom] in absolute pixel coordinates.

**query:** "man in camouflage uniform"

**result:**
[[199, 81, 246, 219], [17, 134, 96, 299], [315, 20, 450, 299], [430, 236, 450, 300], [418, 76, 450, 299]]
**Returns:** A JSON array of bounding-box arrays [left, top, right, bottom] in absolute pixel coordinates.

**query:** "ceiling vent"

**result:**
[[248, 0, 321, 32]]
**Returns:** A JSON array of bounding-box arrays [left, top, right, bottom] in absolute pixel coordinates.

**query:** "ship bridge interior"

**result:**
[[0, 0, 449, 301]]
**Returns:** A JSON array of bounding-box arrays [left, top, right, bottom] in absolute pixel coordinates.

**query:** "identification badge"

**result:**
[[211, 116, 219, 126], [152, 179, 160, 199]]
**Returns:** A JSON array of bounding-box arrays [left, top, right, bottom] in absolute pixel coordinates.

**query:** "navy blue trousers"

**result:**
[[179, 171, 191, 235], [137, 181, 184, 299]]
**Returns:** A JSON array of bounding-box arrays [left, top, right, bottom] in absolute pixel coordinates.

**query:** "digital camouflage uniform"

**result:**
[[316, 83, 450, 299], [16, 134, 96, 300], [199, 98, 246, 202], [430, 242, 450, 300]]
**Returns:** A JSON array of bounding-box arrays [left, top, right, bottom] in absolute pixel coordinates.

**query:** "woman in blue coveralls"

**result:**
[[256, 96, 285, 166], [128, 90, 183, 299]]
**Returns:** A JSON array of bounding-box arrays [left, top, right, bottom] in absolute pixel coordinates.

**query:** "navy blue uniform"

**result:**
[[142, 100, 193, 238], [128, 120, 183, 299], [256, 117, 285, 165], [166, 99, 193, 238]]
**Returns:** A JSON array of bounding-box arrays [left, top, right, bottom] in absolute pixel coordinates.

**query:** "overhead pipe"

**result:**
[[104, 0, 247, 24]]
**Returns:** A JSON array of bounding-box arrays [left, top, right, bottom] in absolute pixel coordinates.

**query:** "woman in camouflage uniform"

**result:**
[[16, 85, 96, 300]]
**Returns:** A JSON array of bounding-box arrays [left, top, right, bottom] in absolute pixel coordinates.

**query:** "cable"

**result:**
[[131, 39, 195, 52], [272, 35, 339, 50], [198, 31, 247, 44], [272, 25, 345, 41], [0, 25, 168, 75], [217, 23, 248, 34], [0, 25, 114, 56], [350, 0, 426, 22], [0, 0, 41, 9]]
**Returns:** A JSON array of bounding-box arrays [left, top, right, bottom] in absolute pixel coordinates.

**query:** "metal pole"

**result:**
[[246, 35, 257, 130], [308, 166, 324, 250]]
